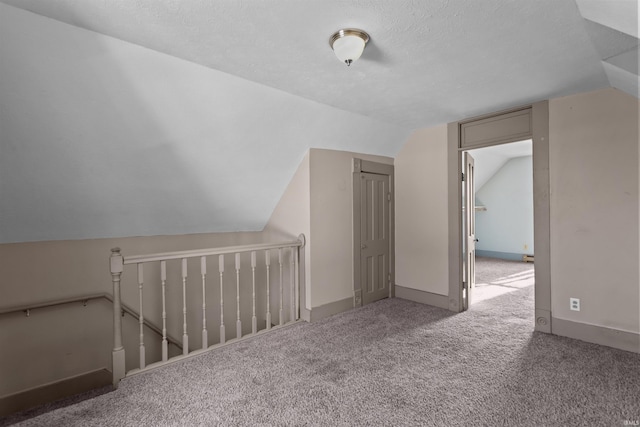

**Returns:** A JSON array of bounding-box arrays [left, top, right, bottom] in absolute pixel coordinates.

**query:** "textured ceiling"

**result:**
[[576, 0, 639, 38], [0, 4, 409, 242], [0, 0, 624, 129], [1, 1, 637, 243], [575, 0, 639, 99]]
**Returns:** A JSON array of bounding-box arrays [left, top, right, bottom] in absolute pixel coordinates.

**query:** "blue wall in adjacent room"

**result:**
[[475, 156, 533, 260]]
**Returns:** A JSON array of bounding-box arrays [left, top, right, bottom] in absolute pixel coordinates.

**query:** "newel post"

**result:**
[[110, 248, 126, 387]]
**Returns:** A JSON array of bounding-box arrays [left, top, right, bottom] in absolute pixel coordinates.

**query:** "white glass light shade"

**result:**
[[333, 35, 365, 64], [330, 29, 370, 66]]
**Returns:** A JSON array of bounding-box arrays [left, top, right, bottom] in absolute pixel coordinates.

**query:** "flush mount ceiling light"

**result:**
[[329, 28, 370, 66]]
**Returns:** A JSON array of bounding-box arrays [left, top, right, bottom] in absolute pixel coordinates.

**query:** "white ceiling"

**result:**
[[469, 140, 532, 191], [0, 0, 637, 243], [576, 0, 639, 98], [0, 3, 410, 242], [0, 0, 629, 129], [576, 0, 639, 38]]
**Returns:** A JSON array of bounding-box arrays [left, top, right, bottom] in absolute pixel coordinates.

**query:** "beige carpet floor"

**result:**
[[5, 270, 640, 426], [474, 256, 534, 304]]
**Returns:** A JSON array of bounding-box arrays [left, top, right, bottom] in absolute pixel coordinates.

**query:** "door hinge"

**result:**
[[387, 192, 391, 201], [462, 281, 466, 290], [461, 172, 465, 182], [388, 273, 392, 283]]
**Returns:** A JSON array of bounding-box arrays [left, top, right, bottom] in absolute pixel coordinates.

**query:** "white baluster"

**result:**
[[219, 254, 225, 344], [235, 253, 242, 339], [279, 248, 284, 326], [137, 264, 146, 369], [251, 251, 257, 334], [294, 244, 300, 321], [201, 256, 208, 349], [290, 247, 295, 324], [265, 250, 271, 330], [161, 261, 168, 362], [181, 258, 188, 355]]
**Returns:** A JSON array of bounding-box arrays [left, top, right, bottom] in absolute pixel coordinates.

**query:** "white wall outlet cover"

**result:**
[[570, 298, 581, 311]]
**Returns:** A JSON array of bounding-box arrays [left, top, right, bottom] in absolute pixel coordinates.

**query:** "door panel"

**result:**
[[463, 152, 476, 310], [360, 172, 390, 305]]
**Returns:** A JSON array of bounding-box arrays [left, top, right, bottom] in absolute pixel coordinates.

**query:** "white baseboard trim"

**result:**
[[395, 286, 449, 310], [309, 297, 353, 322], [552, 317, 640, 354]]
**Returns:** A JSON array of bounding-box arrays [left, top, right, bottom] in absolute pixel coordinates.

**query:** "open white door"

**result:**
[[463, 152, 476, 310]]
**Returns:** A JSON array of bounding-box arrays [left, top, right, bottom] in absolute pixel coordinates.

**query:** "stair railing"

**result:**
[[109, 234, 305, 386], [0, 293, 182, 350]]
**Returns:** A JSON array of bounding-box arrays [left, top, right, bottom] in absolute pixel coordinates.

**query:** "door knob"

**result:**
[[361, 244, 367, 249]]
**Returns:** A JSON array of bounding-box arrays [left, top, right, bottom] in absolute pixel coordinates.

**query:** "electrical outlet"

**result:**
[[570, 298, 580, 311]]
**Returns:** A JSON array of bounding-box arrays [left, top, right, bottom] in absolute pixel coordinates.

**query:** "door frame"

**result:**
[[447, 101, 552, 333], [352, 158, 395, 307]]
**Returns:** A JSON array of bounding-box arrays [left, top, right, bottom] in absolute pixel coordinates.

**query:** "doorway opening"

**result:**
[[463, 140, 535, 307], [447, 102, 551, 333]]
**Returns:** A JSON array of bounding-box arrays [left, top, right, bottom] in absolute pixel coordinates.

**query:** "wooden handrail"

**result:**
[[0, 293, 183, 350]]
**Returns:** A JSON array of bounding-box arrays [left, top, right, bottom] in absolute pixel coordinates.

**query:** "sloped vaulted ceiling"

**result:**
[[0, 4, 408, 243], [576, 0, 639, 98], [0, 0, 636, 243]]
